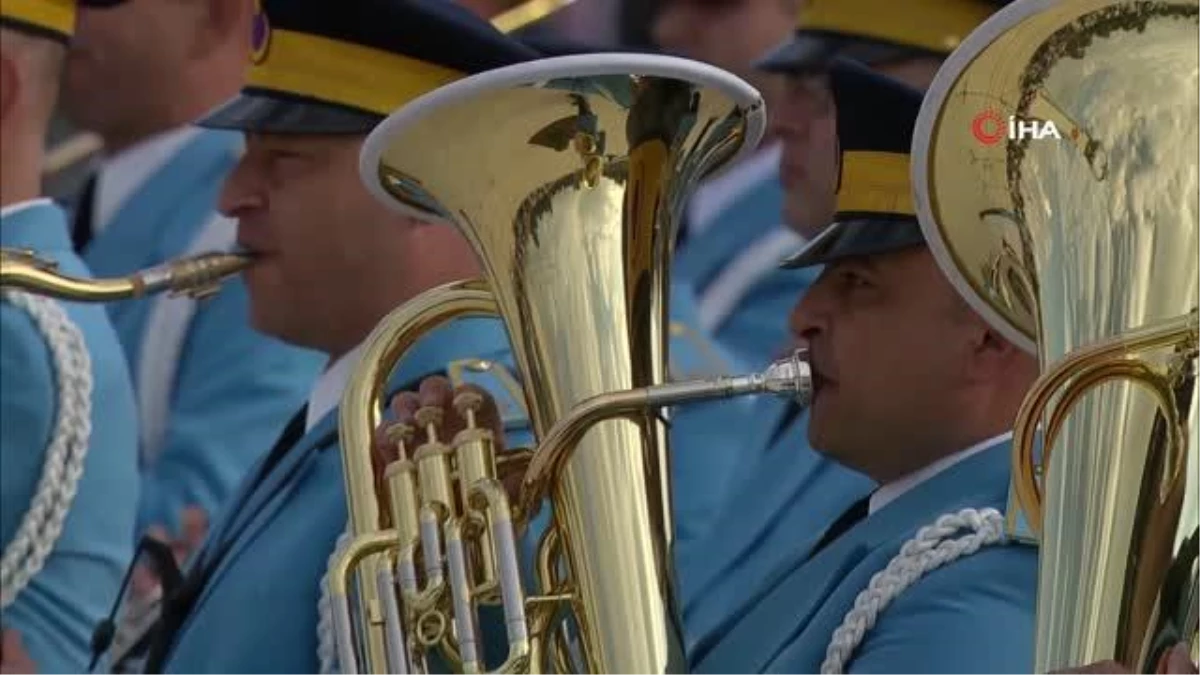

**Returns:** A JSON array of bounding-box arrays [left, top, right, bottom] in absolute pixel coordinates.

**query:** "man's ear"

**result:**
[[0, 47, 21, 127], [966, 323, 1029, 383]]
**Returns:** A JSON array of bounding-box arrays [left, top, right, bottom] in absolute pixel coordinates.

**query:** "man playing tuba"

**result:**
[[669, 0, 1015, 643], [0, 0, 141, 671], [387, 58, 1044, 672]]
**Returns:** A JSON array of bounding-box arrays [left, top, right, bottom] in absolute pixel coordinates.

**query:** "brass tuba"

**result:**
[[330, 54, 812, 673], [0, 248, 252, 301], [912, 0, 1199, 670]]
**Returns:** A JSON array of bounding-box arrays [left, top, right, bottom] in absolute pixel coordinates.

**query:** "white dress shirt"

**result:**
[[304, 344, 366, 433], [869, 431, 1014, 515]]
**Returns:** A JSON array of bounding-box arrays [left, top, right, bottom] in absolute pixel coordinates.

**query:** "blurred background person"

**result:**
[[652, 0, 805, 372], [760, 0, 1005, 239], [58, 0, 323, 555], [1, 1, 140, 670]]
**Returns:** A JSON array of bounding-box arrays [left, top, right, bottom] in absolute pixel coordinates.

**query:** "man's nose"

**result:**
[[788, 286, 828, 340], [217, 160, 265, 219]]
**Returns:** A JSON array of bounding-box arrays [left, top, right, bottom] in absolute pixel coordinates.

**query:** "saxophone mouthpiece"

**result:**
[[137, 251, 255, 299]]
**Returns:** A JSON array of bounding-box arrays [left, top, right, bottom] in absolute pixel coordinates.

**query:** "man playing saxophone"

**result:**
[[0, 0, 141, 671], [94, 1, 544, 672], [61, 0, 324, 558]]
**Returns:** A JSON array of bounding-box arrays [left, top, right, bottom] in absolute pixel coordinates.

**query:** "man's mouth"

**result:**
[[811, 370, 835, 396]]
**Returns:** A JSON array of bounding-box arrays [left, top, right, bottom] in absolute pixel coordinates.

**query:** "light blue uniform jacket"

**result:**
[[667, 281, 770, 550], [0, 201, 140, 673], [79, 129, 323, 536], [674, 167, 820, 370], [160, 319, 531, 673], [692, 437, 1038, 674], [676, 400, 873, 652]]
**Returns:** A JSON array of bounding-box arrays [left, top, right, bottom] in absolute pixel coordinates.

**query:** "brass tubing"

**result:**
[[0, 249, 252, 301]]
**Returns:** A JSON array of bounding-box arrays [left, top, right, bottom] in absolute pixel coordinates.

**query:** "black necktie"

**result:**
[[137, 368, 446, 671], [72, 174, 98, 253], [767, 400, 804, 450], [138, 404, 309, 673], [806, 495, 871, 562]]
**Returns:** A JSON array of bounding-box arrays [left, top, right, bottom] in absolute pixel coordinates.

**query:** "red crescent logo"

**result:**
[[971, 109, 1005, 145]]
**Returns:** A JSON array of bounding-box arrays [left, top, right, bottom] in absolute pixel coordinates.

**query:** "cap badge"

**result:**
[[251, 0, 271, 65]]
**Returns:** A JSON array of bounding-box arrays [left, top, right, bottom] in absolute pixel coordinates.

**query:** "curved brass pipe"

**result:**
[[0, 247, 253, 301], [1010, 310, 1200, 533], [334, 279, 813, 672], [336, 279, 500, 671], [516, 349, 812, 520]]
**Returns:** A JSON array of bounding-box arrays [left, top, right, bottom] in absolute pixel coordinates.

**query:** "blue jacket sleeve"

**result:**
[[0, 305, 56, 551], [846, 545, 1038, 674], [136, 279, 322, 536], [1, 301, 141, 674]]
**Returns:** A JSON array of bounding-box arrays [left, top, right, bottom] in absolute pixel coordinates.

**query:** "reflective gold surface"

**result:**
[[0, 247, 252, 301], [333, 58, 775, 673], [491, 0, 575, 33], [915, 0, 1199, 670], [369, 68, 752, 673]]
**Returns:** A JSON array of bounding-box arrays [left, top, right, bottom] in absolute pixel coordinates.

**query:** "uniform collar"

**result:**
[[303, 317, 512, 432], [0, 198, 70, 250], [869, 431, 1013, 515], [305, 344, 366, 433], [95, 127, 203, 235], [0, 197, 54, 220], [687, 142, 782, 238]]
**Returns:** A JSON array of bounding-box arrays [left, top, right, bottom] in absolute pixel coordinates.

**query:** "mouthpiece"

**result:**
[[748, 347, 814, 405], [136, 252, 255, 299], [634, 347, 815, 409]]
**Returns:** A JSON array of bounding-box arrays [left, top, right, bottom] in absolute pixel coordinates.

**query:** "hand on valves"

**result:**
[[366, 375, 532, 673], [0, 628, 36, 674], [372, 375, 521, 519]]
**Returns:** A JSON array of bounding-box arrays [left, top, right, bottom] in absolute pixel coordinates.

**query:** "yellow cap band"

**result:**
[[247, 27, 466, 117], [835, 150, 915, 216], [797, 0, 993, 55], [0, 0, 75, 40]]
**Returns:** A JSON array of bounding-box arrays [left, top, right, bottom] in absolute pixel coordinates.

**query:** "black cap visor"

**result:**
[[781, 215, 925, 269], [196, 89, 384, 135], [756, 31, 927, 74]]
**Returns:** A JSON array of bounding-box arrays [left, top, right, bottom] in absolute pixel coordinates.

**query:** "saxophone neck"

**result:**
[[0, 247, 253, 302]]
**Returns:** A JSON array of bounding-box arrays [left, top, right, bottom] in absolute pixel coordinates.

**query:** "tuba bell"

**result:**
[[912, 0, 1199, 670], [330, 53, 812, 674], [0, 248, 252, 301]]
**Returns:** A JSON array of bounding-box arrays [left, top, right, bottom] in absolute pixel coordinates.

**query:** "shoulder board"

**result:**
[[447, 358, 530, 431]]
